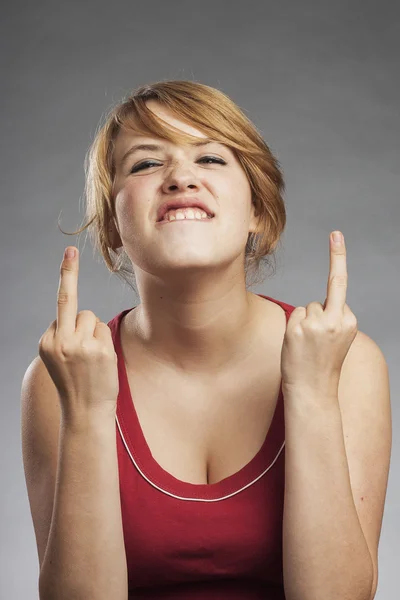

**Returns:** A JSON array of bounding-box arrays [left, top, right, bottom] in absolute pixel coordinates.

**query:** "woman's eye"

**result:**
[[199, 156, 226, 166], [130, 156, 226, 173], [130, 161, 160, 173]]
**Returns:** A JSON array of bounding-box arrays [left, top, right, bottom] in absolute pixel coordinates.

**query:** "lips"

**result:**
[[156, 198, 214, 222]]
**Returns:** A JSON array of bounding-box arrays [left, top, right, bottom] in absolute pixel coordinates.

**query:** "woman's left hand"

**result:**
[[280, 231, 359, 396]]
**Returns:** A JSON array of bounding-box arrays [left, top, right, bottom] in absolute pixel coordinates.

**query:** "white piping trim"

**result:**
[[115, 414, 285, 503]]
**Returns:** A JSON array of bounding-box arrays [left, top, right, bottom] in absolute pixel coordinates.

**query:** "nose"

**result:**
[[162, 162, 201, 194]]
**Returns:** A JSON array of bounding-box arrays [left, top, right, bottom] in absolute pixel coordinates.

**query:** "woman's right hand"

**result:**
[[38, 247, 119, 425]]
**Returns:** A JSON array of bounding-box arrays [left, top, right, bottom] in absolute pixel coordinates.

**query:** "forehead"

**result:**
[[114, 129, 208, 154], [145, 100, 209, 139], [118, 101, 208, 146], [114, 100, 212, 160]]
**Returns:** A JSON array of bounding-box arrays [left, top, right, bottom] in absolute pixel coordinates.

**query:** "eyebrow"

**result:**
[[119, 140, 218, 169]]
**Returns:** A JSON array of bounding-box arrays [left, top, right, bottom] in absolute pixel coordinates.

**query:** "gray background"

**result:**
[[1, 0, 398, 598]]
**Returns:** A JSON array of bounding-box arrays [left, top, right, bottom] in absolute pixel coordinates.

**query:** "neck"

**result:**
[[123, 290, 265, 377]]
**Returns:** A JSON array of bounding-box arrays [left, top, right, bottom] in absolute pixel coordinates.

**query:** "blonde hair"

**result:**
[[60, 80, 286, 292]]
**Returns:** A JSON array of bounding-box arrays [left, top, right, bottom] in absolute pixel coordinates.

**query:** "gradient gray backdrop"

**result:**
[[2, 1, 398, 598]]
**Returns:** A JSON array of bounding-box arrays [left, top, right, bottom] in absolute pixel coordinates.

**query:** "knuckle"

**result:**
[[292, 323, 304, 337], [79, 340, 94, 354], [38, 334, 47, 349], [38, 338, 48, 355], [307, 301, 320, 310], [38, 325, 54, 350], [55, 338, 75, 357], [326, 321, 339, 333], [346, 315, 358, 329], [57, 292, 69, 305], [331, 274, 348, 286], [60, 263, 74, 274], [307, 320, 325, 334], [99, 345, 113, 359], [78, 309, 96, 318]]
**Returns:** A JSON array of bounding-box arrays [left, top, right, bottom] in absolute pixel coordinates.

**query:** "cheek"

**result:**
[[215, 203, 254, 246], [115, 184, 147, 221], [115, 192, 132, 224]]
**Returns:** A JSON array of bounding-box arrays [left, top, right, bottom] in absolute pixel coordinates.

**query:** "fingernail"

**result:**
[[64, 247, 76, 259], [332, 231, 343, 245]]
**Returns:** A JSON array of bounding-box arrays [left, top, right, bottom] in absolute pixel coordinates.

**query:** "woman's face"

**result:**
[[111, 100, 259, 283]]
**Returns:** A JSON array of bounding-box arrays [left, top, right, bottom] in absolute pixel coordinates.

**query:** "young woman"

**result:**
[[22, 81, 391, 599]]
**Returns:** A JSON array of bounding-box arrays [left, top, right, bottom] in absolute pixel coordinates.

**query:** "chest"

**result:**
[[124, 353, 283, 486]]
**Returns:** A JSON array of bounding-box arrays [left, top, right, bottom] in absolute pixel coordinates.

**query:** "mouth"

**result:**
[[156, 215, 215, 226], [156, 199, 214, 222]]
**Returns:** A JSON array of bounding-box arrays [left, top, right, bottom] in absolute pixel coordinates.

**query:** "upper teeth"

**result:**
[[162, 207, 211, 221]]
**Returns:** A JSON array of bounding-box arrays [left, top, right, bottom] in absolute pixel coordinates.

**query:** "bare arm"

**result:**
[[21, 246, 129, 599], [282, 390, 373, 600], [38, 411, 128, 600]]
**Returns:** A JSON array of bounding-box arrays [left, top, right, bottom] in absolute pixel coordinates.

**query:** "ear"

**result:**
[[247, 198, 280, 253], [108, 219, 123, 250], [248, 195, 261, 234]]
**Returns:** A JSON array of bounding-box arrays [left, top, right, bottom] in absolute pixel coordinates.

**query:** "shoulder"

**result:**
[[339, 329, 390, 414], [341, 329, 389, 379]]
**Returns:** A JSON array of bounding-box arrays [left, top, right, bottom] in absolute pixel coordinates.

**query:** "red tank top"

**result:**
[[107, 294, 295, 599]]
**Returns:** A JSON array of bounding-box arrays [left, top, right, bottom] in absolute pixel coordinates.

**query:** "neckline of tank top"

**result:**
[[110, 294, 294, 501]]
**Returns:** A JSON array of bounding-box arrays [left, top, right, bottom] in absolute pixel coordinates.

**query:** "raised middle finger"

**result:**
[[56, 247, 79, 335], [325, 231, 347, 314]]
